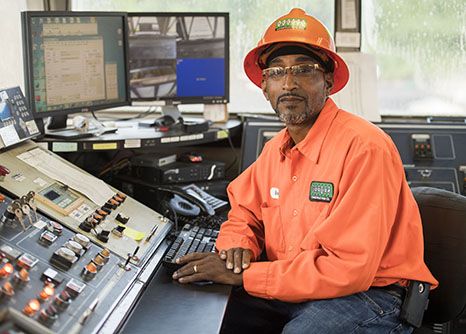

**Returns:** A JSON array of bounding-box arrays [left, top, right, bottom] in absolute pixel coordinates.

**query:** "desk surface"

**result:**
[[36, 118, 241, 153], [122, 265, 231, 334]]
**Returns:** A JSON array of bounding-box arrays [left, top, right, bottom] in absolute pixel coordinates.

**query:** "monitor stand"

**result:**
[[138, 104, 182, 128], [160, 104, 181, 122]]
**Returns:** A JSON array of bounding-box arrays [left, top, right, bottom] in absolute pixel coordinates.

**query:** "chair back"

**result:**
[[411, 187, 466, 323]]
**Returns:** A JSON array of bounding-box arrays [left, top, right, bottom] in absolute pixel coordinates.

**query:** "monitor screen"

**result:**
[[22, 11, 130, 119], [127, 13, 229, 104], [240, 118, 284, 172]]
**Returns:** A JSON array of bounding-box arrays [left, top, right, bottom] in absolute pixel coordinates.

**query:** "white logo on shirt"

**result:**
[[270, 187, 280, 199]]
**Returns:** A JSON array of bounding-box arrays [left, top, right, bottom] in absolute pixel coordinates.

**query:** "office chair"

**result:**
[[411, 187, 466, 333]]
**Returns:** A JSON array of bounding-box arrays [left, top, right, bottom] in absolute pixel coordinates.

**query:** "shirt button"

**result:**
[[292, 175, 298, 182], [288, 246, 293, 251], [292, 209, 298, 216]]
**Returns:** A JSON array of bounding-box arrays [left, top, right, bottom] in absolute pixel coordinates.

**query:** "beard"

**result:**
[[275, 102, 312, 125], [274, 93, 326, 126]]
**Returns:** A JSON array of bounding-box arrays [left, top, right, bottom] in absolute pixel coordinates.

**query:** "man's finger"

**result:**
[[233, 248, 242, 273], [242, 250, 251, 269], [172, 261, 202, 279], [219, 250, 227, 260], [226, 249, 234, 270], [177, 273, 207, 284], [176, 252, 209, 264]]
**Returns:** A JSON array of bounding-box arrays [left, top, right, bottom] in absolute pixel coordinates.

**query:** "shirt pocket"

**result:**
[[299, 201, 330, 251], [261, 204, 286, 256]]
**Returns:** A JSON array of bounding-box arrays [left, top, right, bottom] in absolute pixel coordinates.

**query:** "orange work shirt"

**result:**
[[216, 98, 438, 303]]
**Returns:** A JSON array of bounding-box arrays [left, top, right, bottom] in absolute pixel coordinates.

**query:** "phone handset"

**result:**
[[184, 188, 215, 216], [168, 194, 201, 217], [165, 190, 215, 216]]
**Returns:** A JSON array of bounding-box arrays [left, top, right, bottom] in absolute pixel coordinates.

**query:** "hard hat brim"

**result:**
[[244, 43, 350, 95]]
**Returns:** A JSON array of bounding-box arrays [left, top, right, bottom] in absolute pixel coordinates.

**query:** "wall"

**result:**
[[0, 0, 43, 91]]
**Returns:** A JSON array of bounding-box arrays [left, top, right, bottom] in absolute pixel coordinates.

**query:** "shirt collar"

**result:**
[[279, 98, 340, 163]]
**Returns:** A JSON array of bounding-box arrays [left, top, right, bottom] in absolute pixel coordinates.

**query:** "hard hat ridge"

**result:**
[[243, 8, 349, 94]]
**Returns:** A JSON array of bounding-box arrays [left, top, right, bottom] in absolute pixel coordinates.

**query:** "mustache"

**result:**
[[277, 93, 305, 104]]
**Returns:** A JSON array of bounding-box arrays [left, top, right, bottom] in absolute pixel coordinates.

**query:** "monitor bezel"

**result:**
[[22, 11, 131, 119], [127, 12, 230, 105]]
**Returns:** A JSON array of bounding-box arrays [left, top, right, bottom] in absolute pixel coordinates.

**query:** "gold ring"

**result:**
[[193, 265, 198, 273]]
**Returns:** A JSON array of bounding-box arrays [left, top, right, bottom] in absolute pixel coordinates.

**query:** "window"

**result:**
[[72, 0, 334, 113], [362, 0, 466, 117]]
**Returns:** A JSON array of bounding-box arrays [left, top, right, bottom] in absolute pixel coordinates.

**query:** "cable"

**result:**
[[208, 126, 238, 172], [165, 202, 179, 234]]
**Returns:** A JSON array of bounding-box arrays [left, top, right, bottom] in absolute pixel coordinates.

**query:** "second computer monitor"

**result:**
[[127, 12, 229, 104]]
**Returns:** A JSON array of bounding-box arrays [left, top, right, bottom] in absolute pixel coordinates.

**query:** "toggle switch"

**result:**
[[53, 290, 71, 311], [0, 262, 14, 278], [73, 234, 90, 248], [51, 247, 78, 270], [14, 268, 30, 285], [65, 240, 83, 255], [39, 283, 55, 301], [23, 298, 41, 317], [99, 248, 111, 263], [81, 262, 97, 281], [39, 305, 58, 326], [46, 221, 63, 235], [79, 217, 96, 232], [92, 254, 105, 270], [116, 192, 127, 202], [96, 230, 110, 243], [1, 281, 15, 297]]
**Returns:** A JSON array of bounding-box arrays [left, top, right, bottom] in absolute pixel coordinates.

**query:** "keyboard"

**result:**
[[162, 223, 219, 274]]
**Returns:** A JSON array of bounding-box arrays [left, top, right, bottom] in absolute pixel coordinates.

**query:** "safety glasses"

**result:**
[[262, 63, 324, 81]]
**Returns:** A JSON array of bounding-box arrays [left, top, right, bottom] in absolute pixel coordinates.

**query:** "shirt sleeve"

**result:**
[[243, 143, 404, 302], [215, 161, 266, 260]]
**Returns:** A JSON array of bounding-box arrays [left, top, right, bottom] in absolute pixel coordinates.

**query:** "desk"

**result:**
[[122, 265, 231, 334], [36, 118, 242, 153]]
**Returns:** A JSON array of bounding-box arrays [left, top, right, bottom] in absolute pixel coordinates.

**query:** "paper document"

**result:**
[[17, 147, 114, 206], [332, 52, 381, 122]]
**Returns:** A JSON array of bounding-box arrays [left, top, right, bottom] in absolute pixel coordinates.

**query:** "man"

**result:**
[[172, 8, 437, 333]]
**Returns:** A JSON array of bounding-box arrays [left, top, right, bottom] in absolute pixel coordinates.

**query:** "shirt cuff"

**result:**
[[243, 261, 272, 299]]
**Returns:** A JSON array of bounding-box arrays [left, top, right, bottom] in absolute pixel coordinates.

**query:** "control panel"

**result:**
[[0, 86, 40, 150], [0, 141, 171, 262], [0, 190, 139, 333], [241, 118, 466, 195], [379, 123, 466, 195], [411, 134, 433, 161]]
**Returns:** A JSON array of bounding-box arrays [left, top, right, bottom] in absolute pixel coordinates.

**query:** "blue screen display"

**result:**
[[127, 14, 228, 103], [176, 58, 225, 97], [0, 102, 12, 121]]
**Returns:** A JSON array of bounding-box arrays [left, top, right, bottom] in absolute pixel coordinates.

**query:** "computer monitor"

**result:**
[[127, 12, 229, 110], [240, 117, 284, 172], [22, 11, 130, 130]]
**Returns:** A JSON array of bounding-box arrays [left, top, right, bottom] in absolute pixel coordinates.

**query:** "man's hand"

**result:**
[[172, 252, 243, 286], [219, 248, 253, 273]]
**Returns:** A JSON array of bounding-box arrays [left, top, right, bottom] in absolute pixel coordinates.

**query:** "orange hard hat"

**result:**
[[244, 8, 349, 95]]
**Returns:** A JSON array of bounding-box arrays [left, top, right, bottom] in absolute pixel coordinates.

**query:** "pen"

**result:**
[[145, 225, 158, 242]]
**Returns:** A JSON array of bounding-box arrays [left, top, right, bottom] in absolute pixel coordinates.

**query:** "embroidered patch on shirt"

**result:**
[[270, 187, 280, 199], [309, 181, 334, 202]]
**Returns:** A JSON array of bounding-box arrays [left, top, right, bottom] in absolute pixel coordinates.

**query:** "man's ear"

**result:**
[[324, 73, 334, 96], [261, 79, 269, 101]]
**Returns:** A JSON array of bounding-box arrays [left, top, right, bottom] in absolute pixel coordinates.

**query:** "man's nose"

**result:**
[[282, 71, 298, 90]]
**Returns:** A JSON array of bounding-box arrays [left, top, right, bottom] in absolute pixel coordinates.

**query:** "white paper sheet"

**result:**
[[332, 52, 381, 122], [0, 124, 20, 148], [17, 148, 114, 206]]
